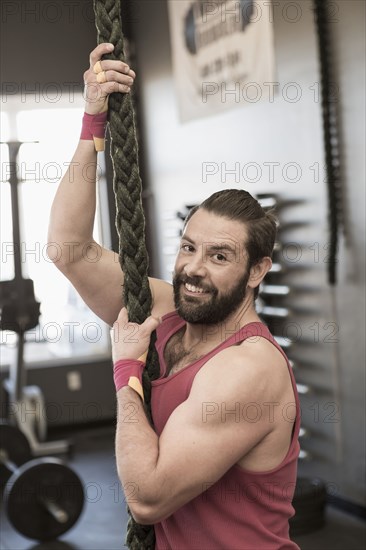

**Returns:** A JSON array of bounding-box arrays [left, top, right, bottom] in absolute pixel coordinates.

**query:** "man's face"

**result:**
[[173, 209, 251, 325]]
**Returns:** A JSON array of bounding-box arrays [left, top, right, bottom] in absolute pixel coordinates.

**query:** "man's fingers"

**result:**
[[117, 307, 129, 323], [97, 69, 134, 87], [89, 46, 134, 83], [96, 60, 132, 76], [103, 82, 131, 95], [89, 43, 114, 66], [84, 70, 134, 95], [142, 315, 161, 335], [85, 45, 136, 114], [114, 308, 160, 343]]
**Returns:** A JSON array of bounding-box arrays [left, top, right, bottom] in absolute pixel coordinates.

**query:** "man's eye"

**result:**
[[214, 253, 227, 262], [181, 244, 194, 252]]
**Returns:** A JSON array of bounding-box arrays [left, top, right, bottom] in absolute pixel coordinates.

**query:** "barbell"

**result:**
[[0, 421, 84, 541]]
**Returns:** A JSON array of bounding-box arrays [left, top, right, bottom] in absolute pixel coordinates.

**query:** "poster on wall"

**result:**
[[167, 0, 275, 122]]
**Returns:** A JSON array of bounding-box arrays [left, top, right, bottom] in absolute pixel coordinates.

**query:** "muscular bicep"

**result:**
[[61, 246, 124, 325], [61, 246, 174, 325], [149, 355, 273, 521]]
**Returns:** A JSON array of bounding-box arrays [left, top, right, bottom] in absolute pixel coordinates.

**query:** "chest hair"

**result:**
[[164, 329, 205, 377]]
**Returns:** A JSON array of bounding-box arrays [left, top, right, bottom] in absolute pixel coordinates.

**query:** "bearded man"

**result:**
[[48, 42, 300, 550]]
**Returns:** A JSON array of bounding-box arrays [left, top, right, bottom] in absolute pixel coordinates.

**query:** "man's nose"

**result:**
[[184, 251, 207, 278]]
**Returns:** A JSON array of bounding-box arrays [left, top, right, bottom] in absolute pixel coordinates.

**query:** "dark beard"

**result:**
[[173, 270, 250, 325]]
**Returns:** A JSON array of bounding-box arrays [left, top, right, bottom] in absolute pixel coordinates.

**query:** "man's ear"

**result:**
[[247, 257, 272, 290]]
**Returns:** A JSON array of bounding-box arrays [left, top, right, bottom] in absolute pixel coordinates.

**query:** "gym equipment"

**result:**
[[0, 422, 84, 541], [0, 142, 40, 335], [260, 284, 290, 296], [313, 1, 345, 463], [313, 0, 345, 285], [0, 418, 32, 488], [94, 0, 160, 547], [290, 477, 327, 536], [1, 141, 70, 457], [93, 2, 335, 544]]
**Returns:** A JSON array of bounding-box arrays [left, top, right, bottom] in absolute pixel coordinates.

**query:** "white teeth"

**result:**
[[185, 283, 205, 293]]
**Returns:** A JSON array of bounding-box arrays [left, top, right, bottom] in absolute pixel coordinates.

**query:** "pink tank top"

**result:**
[[151, 311, 301, 550]]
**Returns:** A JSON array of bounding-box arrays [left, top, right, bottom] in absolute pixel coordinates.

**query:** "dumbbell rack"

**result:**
[[255, 194, 312, 461], [1, 141, 70, 456]]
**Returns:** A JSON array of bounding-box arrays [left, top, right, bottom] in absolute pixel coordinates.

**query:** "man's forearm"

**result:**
[[48, 140, 99, 263], [115, 387, 161, 520]]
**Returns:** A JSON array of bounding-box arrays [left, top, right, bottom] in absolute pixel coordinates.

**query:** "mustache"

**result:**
[[174, 273, 216, 294]]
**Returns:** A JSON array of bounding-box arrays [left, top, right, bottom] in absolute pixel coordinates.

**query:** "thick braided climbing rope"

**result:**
[[313, 0, 345, 285], [93, 1, 158, 548]]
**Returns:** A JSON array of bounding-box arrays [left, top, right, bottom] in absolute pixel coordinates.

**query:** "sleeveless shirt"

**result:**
[[151, 311, 301, 550]]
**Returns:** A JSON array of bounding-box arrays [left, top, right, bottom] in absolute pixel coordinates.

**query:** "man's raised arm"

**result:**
[[48, 43, 136, 326], [48, 43, 174, 325]]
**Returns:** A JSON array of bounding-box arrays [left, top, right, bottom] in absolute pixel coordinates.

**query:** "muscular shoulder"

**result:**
[[178, 337, 296, 475], [191, 336, 291, 407]]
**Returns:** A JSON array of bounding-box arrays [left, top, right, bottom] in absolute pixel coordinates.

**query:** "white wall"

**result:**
[[133, 0, 365, 505]]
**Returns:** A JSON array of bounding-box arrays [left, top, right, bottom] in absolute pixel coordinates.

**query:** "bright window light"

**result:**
[[0, 111, 10, 142], [1, 105, 110, 360]]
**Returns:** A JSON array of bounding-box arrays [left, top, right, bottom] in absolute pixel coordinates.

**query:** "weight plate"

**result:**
[[4, 457, 84, 541], [0, 421, 32, 486], [290, 514, 325, 536], [0, 279, 41, 332], [292, 477, 327, 502], [290, 477, 327, 536]]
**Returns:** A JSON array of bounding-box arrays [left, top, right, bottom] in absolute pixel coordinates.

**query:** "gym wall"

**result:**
[[1, 0, 96, 91]]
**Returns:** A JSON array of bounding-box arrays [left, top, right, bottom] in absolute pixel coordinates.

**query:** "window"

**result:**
[[1, 101, 111, 364]]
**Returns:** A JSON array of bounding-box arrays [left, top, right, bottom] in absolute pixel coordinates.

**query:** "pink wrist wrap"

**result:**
[[80, 112, 108, 151], [113, 359, 145, 402]]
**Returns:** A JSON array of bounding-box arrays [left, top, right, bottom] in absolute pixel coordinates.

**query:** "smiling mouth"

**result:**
[[184, 282, 210, 295]]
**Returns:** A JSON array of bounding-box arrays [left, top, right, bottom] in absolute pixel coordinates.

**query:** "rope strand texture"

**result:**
[[93, 1, 158, 547], [313, 0, 344, 285]]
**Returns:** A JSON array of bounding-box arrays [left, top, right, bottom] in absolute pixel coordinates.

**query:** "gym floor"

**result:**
[[1, 424, 365, 550]]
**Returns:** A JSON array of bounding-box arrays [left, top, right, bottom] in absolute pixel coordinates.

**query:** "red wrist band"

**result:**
[[113, 358, 145, 402], [80, 111, 108, 152]]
